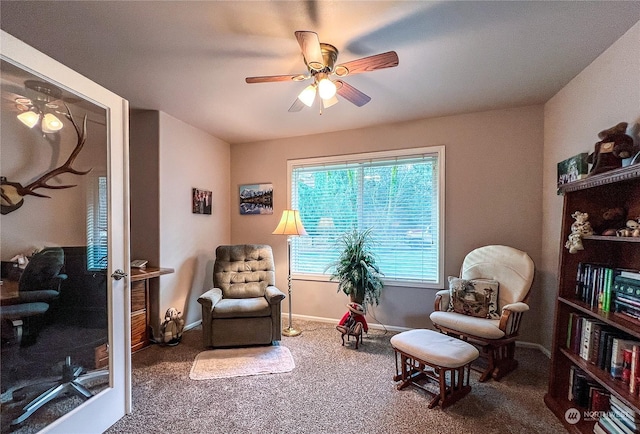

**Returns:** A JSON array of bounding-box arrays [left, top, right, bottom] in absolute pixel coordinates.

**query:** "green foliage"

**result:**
[[327, 228, 384, 311]]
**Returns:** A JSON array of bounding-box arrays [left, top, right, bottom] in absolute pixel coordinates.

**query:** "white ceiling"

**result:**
[[1, 1, 639, 145]]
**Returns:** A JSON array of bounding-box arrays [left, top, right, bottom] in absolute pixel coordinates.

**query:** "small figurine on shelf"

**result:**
[[617, 218, 640, 237], [565, 211, 594, 254]]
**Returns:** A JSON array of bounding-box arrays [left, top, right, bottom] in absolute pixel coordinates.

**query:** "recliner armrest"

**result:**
[[501, 302, 529, 313], [265, 286, 285, 305], [498, 302, 529, 335], [434, 289, 450, 311], [197, 288, 223, 310]]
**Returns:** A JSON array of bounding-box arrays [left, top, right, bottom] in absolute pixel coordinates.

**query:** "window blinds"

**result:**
[[290, 152, 440, 284], [87, 176, 108, 270]]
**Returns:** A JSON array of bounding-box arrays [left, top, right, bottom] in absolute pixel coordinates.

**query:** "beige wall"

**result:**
[[157, 112, 231, 331], [130, 111, 231, 336], [231, 105, 544, 342], [541, 21, 640, 350]]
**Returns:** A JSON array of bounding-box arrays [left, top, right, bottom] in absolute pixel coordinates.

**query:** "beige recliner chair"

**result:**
[[198, 244, 285, 348], [430, 245, 535, 382]]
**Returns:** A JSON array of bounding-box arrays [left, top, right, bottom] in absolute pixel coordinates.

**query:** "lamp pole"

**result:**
[[282, 237, 300, 336]]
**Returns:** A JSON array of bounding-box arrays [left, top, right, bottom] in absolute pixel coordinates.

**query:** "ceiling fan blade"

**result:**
[[246, 74, 307, 84], [334, 51, 399, 77], [335, 80, 371, 107], [295, 30, 324, 71], [288, 98, 305, 112]]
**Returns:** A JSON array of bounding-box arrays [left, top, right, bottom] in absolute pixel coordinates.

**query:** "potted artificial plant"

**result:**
[[327, 228, 384, 312]]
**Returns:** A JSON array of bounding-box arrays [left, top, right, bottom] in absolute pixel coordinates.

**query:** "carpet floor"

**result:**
[[107, 319, 566, 434]]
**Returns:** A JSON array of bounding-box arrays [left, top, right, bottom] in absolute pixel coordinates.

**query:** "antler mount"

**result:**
[[1, 105, 91, 215]]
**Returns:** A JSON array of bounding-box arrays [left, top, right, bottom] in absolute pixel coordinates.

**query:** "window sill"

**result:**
[[291, 273, 443, 289]]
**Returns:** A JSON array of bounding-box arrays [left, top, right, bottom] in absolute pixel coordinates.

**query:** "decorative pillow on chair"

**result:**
[[447, 276, 500, 319]]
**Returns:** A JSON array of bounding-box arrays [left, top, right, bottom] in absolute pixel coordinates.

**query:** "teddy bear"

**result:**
[[587, 122, 636, 176], [336, 302, 368, 349], [161, 307, 185, 346], [593, 206, 627, 235], [565, 211, 594, 254]]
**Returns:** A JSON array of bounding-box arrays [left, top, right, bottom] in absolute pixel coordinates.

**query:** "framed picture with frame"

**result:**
[[192, 188, 212, 215], [239, 183, 273, 215]]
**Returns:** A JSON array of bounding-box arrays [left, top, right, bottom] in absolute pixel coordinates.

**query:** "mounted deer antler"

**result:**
[[1, 104, 91, 215]]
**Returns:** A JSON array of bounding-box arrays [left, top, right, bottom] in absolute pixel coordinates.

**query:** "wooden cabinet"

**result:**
[[130, 267, 174, 353], [545, 165, 640, 432]]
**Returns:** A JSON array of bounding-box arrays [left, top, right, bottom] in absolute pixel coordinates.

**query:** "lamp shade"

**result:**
[[318, 78, 337, 100], [17, 111, 39, 128], [41, 113, 63, 133], [272, 209, 308, 236], [297, 84, 316, 107]]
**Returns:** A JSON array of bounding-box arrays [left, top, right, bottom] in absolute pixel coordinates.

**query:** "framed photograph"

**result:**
[[557, 153, 589, 187], [239, 183, 273, 215], [192, 188, 212, 215]]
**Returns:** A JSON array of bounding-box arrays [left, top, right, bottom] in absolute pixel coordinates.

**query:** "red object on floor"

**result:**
[[338, 311, 368, 333]]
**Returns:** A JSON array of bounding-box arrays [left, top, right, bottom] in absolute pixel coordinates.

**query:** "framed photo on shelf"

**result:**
[[192, 188, 212, 215], [557, 153, 589, 187], [239, 183, 273, 215]]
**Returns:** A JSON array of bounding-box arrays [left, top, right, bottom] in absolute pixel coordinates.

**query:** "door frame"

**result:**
[[0, 29, 131, 432]]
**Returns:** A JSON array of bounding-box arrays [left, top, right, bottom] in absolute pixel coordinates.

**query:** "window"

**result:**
[[87, 175, 108, 270], [289, 146, 444, 287]]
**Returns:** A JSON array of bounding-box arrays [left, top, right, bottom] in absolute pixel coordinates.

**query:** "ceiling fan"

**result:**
[[245, 31, 399, 112], [2, 80, 103, 132]]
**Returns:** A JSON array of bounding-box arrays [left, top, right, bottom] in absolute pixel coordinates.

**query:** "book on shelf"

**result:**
[[610, 395, 640, 432], [568, 313, 585, 354], [575, 263, 615, 312], [619, 269, 640, 281], [600, 412, 635, 434], [594, 421, 607, 434], [631, 345, 640, 395], [590, 323, 605, 365], [604, 333, 619, 372], [599, 329, 621, 370], [611, 338, 639, 380], [582, 319, 605, 361], [613, 309, 640, 325], [570, 367, 593, 408], [590, 388, 611, 412]]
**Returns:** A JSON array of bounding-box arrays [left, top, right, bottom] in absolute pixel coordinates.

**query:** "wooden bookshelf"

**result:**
[[546, 164, 640, 432]]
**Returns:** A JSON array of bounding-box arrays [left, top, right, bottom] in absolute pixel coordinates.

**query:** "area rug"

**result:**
[[189, 345, 295, 380]]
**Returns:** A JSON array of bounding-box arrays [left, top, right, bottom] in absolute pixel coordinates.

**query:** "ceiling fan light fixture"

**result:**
[[42, 113, 64, 133], [298, 84, 317, 107], [318, 78, 336, 100], [17, 110, 40, 128], [322, 95, 339, 109]]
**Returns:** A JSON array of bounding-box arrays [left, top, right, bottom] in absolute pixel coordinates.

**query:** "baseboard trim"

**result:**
[[184, 319, 202, 332], [516, 341, 551, 358], [286, 313, 551, 358]]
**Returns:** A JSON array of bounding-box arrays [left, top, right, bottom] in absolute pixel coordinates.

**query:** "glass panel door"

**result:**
[[0, 30, 128, 433]]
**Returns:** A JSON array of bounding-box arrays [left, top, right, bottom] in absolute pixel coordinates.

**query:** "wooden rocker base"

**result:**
[[392, 349, 473, 409], [475, 341, 519, 382]]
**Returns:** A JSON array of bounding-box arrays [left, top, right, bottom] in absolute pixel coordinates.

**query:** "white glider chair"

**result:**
[[430, 245, 535, 382]]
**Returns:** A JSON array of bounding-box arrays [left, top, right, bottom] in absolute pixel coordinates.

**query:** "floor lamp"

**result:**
[[272, 209, 307, 337]]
